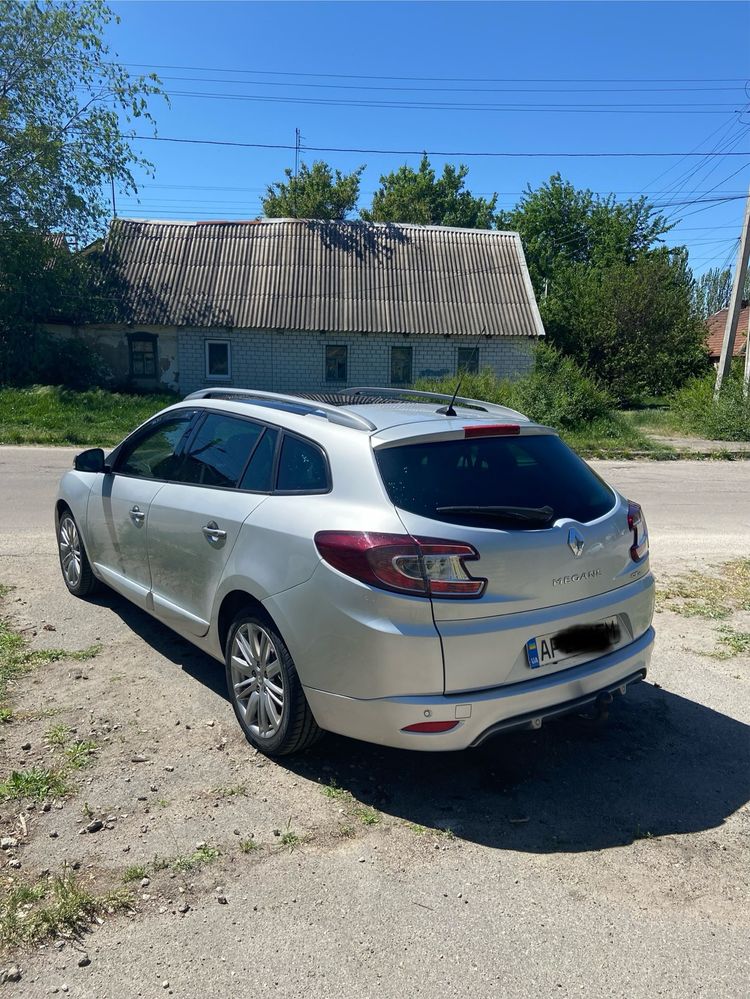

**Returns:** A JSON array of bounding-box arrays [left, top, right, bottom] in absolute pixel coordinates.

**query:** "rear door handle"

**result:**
[[129, 505, 146, 525], [202, 521, 227, 542]]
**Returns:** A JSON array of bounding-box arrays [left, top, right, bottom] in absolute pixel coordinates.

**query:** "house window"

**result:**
[[205, 339, 231, 380], [390, 346, 413, 386], [457, 346, 479, 375], [325, 345, 348, 382], [128, 333, 158, 378]]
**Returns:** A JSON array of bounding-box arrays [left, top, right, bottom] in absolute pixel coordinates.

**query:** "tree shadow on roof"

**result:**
[[304, 219, 409, 260]]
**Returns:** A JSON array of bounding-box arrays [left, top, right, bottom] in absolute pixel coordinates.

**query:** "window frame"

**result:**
[[456, 346, 480, 375], [128, 332, 159, 379], [205, 338, 232, 381], [390, 345, 413, 386], [324, 344, 348, 383]]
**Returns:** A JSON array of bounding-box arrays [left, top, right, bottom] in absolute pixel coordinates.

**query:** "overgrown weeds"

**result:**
[[657, 559, 750, 619]]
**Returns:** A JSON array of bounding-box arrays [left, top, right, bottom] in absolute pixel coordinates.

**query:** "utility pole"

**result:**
[[714, 184, 750, 399], [294, 127, 301, 178], [110, 175, 117, 219]]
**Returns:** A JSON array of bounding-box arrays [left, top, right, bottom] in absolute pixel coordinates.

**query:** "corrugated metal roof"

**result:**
[[706, 304, 748, 360], [101, 218, 544, 338]]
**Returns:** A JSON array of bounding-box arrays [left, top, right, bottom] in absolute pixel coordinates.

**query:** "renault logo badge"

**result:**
[[567, 527, 585, 558]]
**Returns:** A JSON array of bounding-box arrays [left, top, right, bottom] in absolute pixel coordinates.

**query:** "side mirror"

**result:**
[[74, 448, 107, 473]]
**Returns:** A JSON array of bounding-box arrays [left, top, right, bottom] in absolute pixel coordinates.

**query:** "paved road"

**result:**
[[3, 445, 748, 570], [0, 448, 748, 998]]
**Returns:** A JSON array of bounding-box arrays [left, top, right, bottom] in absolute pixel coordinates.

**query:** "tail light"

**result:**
[[314, 531, 487, 598], [627, 501, 649, 562]]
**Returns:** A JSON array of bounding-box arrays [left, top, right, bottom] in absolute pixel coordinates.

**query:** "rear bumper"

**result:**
[[303, 626, 654, 751]]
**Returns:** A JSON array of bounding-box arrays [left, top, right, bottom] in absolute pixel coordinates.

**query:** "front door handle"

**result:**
[[202, 521, 227, 542], [129, 505, 146, 525]]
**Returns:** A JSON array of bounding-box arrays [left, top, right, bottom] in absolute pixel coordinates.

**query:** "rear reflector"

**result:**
[[401, 720, 459, 733], [464, 424, 520, 438]]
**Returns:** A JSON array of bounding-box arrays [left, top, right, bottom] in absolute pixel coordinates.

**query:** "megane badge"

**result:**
[[567, 527, 585, 558]]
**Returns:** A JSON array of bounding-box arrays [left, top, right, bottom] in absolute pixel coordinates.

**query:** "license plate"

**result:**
[[526, 617, 621, 669]]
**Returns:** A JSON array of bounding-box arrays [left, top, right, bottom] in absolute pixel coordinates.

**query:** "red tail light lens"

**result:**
[[401, 720, 459, 733], [627, 500, 649, 562], [314, 531, 487, 598], [464, 424, 520, 438]]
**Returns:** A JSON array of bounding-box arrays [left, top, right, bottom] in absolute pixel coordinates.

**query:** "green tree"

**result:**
[[693, 266, 750, 318], [262, 161, 364, 220], [498, 174, 672, 295], [543, 249, 708, 400], [0, 0, 162, 239], [361, 156, 496, 228]]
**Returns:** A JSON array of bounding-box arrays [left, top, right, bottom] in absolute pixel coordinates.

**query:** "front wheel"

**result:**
[[225, 612, 321, 757], [57, 510, 99, 598]]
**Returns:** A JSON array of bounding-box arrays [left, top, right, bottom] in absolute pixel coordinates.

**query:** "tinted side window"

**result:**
[[181, 413, 264, 488], [276, 435, 328, 492], [238, 428, 278, 492], [117, 415, 194, 480]]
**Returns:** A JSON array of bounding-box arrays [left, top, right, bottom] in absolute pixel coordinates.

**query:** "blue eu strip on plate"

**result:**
[[526, 638, 541, 669]]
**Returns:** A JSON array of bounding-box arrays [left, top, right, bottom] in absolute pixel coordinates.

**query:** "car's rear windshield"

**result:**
[[375, 433, 616, 528]]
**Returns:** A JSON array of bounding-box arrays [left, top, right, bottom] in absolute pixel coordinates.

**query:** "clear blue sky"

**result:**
[[106, 0, 750, 276]]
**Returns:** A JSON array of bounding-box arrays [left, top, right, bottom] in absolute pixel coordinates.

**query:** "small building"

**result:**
[[706, 302, 748, 365], [52, 217, 544, 395]]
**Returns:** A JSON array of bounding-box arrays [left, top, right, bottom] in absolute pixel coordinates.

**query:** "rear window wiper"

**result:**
[[435, 504, 555, 524]]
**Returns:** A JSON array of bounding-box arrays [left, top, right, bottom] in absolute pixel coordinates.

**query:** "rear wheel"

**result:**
[[225, 611, 321, 757], [57, 510, 99, 598]]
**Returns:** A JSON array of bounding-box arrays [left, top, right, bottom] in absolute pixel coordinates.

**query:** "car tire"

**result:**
[[57, 509, 100, 598], [225, 611, 322, 757]]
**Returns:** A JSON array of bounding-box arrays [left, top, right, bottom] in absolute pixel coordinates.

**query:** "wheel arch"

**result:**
[[217, 589, 272, 655]]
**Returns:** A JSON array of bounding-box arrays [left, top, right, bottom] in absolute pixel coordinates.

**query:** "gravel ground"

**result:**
[[0, 449, 748, 998]]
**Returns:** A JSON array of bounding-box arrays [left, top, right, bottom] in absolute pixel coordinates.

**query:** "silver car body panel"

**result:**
[[55, 392, 656, 751]]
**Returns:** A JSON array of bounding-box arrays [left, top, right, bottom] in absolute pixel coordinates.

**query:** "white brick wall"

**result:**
[[177, 329, 536, 396]]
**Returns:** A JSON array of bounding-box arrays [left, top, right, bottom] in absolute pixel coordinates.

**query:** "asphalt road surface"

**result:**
[[0, 448, 748, 998]]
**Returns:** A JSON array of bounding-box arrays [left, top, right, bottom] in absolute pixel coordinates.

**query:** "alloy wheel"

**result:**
[[230, 623, 285, 739], [59, 515, 82, 589]]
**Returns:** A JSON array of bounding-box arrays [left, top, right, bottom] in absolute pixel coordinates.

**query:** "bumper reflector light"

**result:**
[[401, 720, 460, 733]]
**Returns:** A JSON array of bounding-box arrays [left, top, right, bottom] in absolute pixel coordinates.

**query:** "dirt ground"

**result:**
[[0, 450, 748, 998]]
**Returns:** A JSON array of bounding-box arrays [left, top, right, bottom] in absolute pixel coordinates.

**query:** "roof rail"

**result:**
[[183, 387, 376, 431], [346, 386, 528, 421]]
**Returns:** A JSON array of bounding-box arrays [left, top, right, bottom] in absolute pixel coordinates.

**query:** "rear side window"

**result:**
[[375, 434, 615, 527], [181, 413, 263, 488], [276, 435, 329, 492]]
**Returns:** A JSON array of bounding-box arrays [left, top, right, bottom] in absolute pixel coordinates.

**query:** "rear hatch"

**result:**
[[373, 424, 645, 688]]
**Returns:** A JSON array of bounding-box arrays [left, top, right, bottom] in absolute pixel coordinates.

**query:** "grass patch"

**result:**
[[122, 865, 148, 884], [0, 385, 177, 447], [45, 724, 70, 748], [355, 806, 380, 826], [658, 559, 750, 619], [320, 781, 352, 803], [170, 844, 220, 872], [239, 838, 260, 854], [64, 739, 98, 770], [212, 784, 247, 798], [708, 627, 750, 661], [0, 870, 131, 947], [0, 592, 99, 741], [0, 767, 68, 802]]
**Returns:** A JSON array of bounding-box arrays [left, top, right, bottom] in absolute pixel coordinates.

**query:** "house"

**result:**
[[51, 218, 544, 396], [706, 301, 748, 365]]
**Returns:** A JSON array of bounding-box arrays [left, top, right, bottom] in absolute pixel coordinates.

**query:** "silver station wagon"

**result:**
[[55, 387, 655, 756]]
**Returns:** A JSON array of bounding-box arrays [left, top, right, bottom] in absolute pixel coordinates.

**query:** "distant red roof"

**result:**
[[706, 303, 748, 361]]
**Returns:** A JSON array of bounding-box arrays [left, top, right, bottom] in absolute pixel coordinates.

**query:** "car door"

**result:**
[[146, 412, 277, 637], [85, 410, 198, 609]]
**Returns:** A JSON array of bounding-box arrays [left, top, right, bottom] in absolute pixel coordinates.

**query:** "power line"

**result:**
[[130, 133, 750, 159], [115, 62, 750, 85]]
